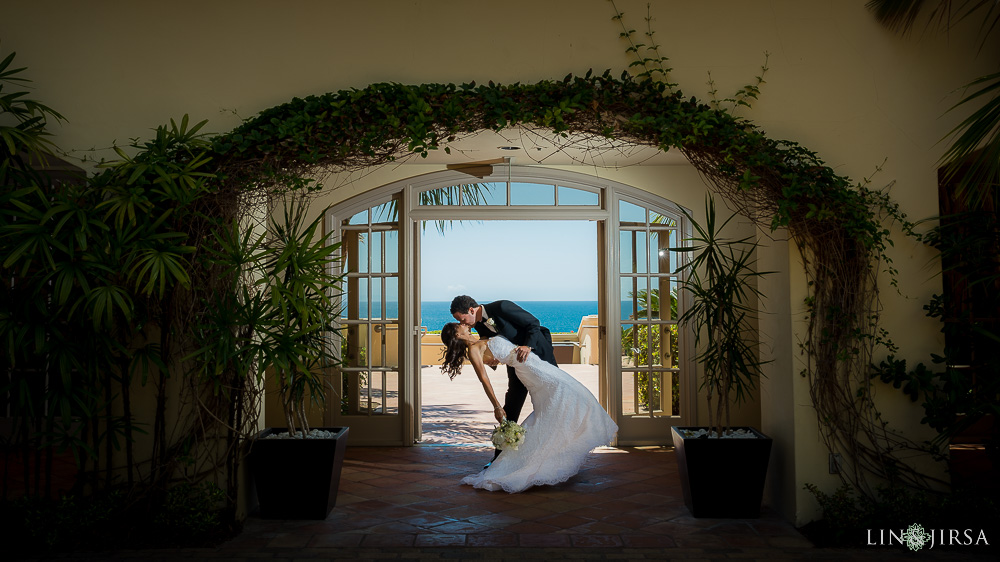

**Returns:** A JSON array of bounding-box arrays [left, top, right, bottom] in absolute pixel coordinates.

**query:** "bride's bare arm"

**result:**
[[468, 341, 505, 423]]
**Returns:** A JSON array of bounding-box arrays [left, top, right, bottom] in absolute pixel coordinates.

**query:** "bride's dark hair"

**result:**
[[440, 322, 468, 380]]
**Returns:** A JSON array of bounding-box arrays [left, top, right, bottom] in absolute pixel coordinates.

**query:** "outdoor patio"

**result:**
[[418, 363, 600, 444]]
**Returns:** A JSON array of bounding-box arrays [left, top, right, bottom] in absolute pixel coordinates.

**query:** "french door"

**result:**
[[325, 167, 694, 445], [611, 196, 692, 444], [327, 194, 406, 445]]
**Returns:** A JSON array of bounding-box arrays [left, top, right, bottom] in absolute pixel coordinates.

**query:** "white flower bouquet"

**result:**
[[491, 418, 525, 450]]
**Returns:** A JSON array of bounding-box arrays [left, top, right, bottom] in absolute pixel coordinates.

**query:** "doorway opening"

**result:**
[[416, 219, 601, 444], [325, 166, 693, 445]]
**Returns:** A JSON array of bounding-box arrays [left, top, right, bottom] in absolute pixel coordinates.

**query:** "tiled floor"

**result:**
[[35, 444, 994, 561], [26, 368, 994, 561], [243, 444, 771, 550], [215, 445, 990, 561]]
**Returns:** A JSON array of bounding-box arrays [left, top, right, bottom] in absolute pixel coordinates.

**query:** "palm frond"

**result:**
[[940, 71, 1000, 208], [866, 0, 930, 34], [867, 0, 1000, 51]]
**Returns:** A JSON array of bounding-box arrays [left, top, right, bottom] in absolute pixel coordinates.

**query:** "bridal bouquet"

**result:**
[[491, 419, 525, 451]]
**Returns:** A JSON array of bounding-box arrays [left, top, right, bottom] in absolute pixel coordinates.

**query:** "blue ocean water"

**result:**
[[365, 301, 633, 333]]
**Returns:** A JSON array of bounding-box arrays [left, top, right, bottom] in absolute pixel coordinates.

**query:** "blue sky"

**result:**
[[420, 220, 598, 302]]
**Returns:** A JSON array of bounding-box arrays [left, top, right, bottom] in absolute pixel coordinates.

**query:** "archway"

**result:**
[[218, 72, 891, 485], [323, 166, 695, 445]]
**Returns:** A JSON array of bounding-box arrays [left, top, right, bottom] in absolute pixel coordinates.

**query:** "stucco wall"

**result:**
[[5, 0, 998, 526]]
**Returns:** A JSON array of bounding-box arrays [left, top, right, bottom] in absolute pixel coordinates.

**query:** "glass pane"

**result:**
[[663, 325, 679, 369], [618, 230, 647, 273], [370, 325, 398, 369], [339, 275, 351, 319], [647, 325, 663, 368], [346, 209, 368, 225], [371, 278, 383, 319], [623, 323, 658, 368], [649, 229, 677, 274], [419, 187, 461, 205], [621, 276, 649, 320], [510, 182, 555, 205], [340, 370, 368, 415], [558, 186, 599, 206], [342, 231, 360, 275], [621, 371, 637, 416], [363, 370, 399, 415], [358, 365, 376, 413], [371, 231, 384, 273], [384, 230, 399, 273], [650, 212, 678, 227], [619, 230, 633, 274], [462, 182, 507, 206], [650, 277, 679, 321], [636, 371, 662, 415], [343, 326, 365, 368], [355, 232, 369, 273], [621, 323, 640, 368], [370, 325, 385, 368], [619, 200, 646, 225], [371, 201, 395, 224], [620, 371, 660, 415], [384, 276, 398, 320], [373, 326, 399, 370], [358, 278, 370, 319]]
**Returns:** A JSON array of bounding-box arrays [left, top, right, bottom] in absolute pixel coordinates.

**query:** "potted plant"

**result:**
[[670, 194, 773, 518], [206, 194, 349, 519]]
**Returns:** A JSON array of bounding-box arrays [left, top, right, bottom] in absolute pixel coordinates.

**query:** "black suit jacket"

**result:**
[[475, 300, 557, 366]]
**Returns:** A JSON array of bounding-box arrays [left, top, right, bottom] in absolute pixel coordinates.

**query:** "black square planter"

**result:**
[[247, 426, 349, 519], [671, 426, 772, 518]]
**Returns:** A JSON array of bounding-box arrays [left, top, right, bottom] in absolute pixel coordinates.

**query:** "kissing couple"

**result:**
[[441, 295, 617, 493]]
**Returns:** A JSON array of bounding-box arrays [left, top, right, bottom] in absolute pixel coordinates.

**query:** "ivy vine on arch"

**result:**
[[210, 69, 933, 496]]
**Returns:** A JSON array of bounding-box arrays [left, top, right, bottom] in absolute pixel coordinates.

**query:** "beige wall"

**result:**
[[6, 0, 998, 525]]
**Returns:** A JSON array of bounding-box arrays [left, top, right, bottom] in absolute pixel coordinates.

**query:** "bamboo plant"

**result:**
[[199, 193, 345, 438], [674, 195, 770, 436]]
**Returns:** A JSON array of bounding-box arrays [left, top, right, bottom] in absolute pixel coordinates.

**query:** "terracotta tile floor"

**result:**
[[299, 444, 717, 550], [42, 444, 994, 561], [149, 444, 985, 561], [34, 368, 993, 561], [221, 446, 720, 553]]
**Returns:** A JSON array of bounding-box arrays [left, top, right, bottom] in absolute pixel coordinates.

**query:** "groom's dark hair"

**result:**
[[450, 295, 478, 314]]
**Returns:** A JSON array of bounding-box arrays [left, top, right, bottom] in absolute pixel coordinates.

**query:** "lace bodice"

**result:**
[[486, 336, 518, 365]]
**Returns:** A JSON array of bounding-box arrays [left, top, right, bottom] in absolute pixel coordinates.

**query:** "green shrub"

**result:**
[[152, 482, 227, 543]]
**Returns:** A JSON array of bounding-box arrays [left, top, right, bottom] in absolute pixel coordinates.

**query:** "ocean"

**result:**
[[362, 301, 635, 333]]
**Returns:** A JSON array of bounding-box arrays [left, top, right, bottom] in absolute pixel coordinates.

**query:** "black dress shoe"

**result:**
[[484, 448, 502, 469]]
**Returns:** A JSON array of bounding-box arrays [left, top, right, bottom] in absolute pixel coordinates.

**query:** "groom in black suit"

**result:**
[[450, 295, 557, 464]]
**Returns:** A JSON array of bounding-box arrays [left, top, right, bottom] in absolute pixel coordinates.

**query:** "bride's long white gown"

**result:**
[[461, 336, 618, 493]]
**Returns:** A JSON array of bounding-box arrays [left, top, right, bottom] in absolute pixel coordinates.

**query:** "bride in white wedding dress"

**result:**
[[440, 322, 618, 493]]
